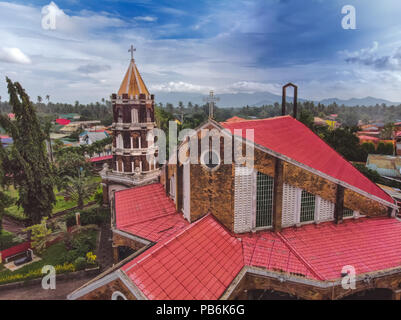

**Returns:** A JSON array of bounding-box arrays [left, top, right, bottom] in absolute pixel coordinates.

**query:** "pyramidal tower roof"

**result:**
[[118, 58, 149, 97]]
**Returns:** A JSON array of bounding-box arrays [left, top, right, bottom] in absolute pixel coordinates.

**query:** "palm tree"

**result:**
[[46, 95, 50, 104], [59, 171, 98, 209], [37, 96, 42, 104]]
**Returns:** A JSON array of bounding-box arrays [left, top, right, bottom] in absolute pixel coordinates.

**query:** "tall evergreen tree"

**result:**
[[0, 144, 13, 233], [0, 78, 55, 224]]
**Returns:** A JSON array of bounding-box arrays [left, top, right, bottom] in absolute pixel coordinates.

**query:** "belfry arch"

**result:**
[[282, 82, 298, 118]]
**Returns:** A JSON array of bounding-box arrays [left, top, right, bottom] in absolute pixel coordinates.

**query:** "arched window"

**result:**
[[117, 134, 123, 149], [146, 109, 151, 122], [131, 108, 138, 123], [117, 109, 123, 123], [111, 291, 127, 300]]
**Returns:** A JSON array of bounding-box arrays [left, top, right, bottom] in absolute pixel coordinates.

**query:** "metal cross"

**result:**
[[128, 45, 136, 60], [203, 90, 219, 119]]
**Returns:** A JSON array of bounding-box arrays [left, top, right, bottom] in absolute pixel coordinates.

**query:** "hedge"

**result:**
[[64, 207, 109, 228]]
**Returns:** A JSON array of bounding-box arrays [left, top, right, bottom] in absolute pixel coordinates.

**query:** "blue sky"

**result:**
[[1, 0, 401, 103]]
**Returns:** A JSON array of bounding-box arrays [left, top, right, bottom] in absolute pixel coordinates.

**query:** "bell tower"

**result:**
[[101, 45, 160, 204]]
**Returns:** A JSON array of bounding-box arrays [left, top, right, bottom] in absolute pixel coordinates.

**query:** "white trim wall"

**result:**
[[183, 161, 191, 222]]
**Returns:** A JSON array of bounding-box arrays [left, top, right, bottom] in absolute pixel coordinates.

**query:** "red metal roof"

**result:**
[[241, 232, 319, 280], [121, 214, 244, 300], [115, 184, 189, 242], [242, 217, 401, 281], [89, 155, 112, 162], [221, 116, 393, 204]]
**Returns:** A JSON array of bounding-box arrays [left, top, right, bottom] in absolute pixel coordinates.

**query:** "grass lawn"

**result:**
[[0, 228, 99, 285], [1, 175, 101, 221]]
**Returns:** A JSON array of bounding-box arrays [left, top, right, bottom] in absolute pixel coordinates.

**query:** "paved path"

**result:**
[[97, 219, 114, 272], [0, 275, 94, 300], [2, 216, 25, 235]]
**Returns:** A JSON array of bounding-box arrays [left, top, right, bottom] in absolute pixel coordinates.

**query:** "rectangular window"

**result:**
[[256, 172, 274, 228], [300, 190, 315, 222], [343, 208, 354, 217]]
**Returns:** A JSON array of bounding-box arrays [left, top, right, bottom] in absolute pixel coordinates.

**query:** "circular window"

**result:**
[[111, 291, 127, 300], [201, 149, 221, 170]]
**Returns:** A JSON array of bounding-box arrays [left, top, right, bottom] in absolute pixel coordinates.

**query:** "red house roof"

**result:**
[[221, 116, 393, 204], [121, 214, 244, 300], [222, 116, 246, 124], [89, 155, 112, 162], [115, 184, 189, 242], [359, 135, 379, 142]]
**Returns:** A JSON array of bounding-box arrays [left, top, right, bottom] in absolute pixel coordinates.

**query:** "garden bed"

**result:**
[[0, 227, 99, 285]]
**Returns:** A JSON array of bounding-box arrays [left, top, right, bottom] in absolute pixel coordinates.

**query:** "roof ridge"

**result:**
[[221, 115, 292, 124], [276, 232, 325, 281]]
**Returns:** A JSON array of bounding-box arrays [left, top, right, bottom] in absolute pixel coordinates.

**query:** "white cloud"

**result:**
[[225, 81, 281, 94], [134, 16, 158, 22], [150, 81, 208, 93], [0, 47, 31, 64], [341, 41, 401, 71]]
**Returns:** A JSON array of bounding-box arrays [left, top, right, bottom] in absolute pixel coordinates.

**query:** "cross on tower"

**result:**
[[203, 90, 219, 119], [128, 45, 136, 60]]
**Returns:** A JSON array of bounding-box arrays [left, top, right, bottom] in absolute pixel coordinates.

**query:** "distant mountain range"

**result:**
[[154, 91, 400, 108]]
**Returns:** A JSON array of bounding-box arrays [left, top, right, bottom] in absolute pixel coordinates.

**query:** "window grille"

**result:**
[[282, 183, 300, 227], [234, 166, 253, 233], [343, 208, 354, 217], [256, 172, 274, 227], [300, 190, 315, 222]]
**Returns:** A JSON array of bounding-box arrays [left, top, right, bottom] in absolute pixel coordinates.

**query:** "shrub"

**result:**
[[94, 190, 103, 206], [376, 142, 394, 155], [23, 217, 52, 254], [64, 207, 108, 228], [86, 251, 97, 265], [59, 230, 98, 264], [74, 257, 87, 270]]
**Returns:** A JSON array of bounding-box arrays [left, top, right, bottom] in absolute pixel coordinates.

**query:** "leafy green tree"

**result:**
[[59, 172, 98, 209], [55, 152, 92, 189], [23, 217, 52, 254], [338, 110, 359, 127], [376, 142, 394, 155], [322, 127, 366, 162], [298, 109, 314, 128], [353, 163, 385, 185], [361, 142, 376, 155], [0, 144, 13, 233], [0, 78, 56, 224], [380, 123, 395, 140], [0, 192, 13, 234]]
